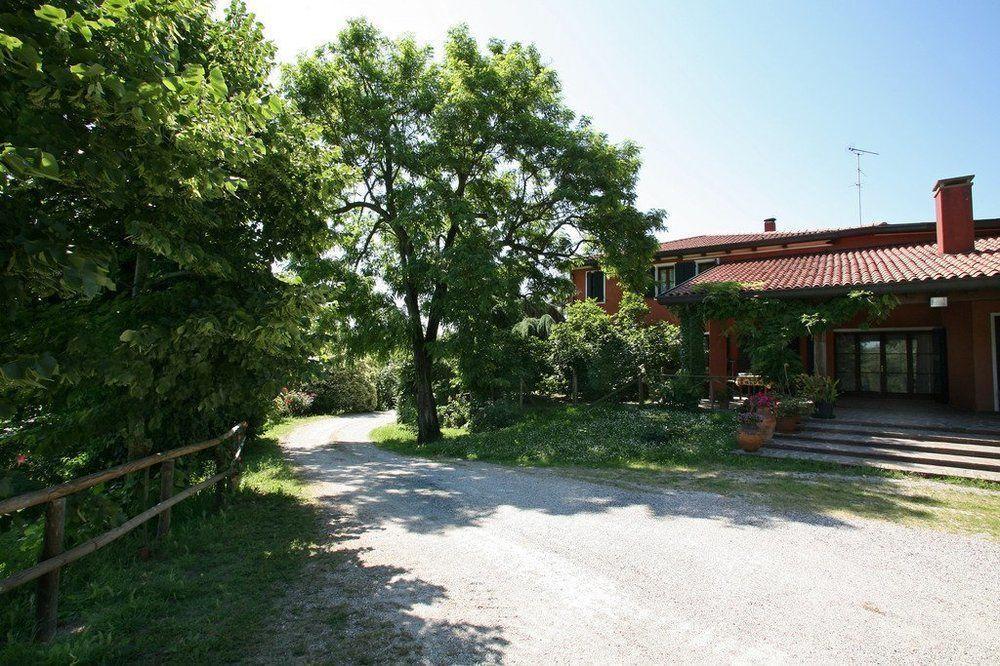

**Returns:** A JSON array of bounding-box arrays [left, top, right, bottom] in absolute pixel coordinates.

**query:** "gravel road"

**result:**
[[273, 413, 1000, 665]]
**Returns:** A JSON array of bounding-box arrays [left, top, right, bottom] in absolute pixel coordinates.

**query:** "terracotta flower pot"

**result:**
[[775, 414, 801, 433], [738, 428, 766, 452], [759, 413, 777, 440]]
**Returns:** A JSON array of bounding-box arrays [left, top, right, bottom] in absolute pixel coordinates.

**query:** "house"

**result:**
[[571, 175, 1000, 413]]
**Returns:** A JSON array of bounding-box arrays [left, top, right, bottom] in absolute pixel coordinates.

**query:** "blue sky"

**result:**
[[241, 0, 1000, 241]]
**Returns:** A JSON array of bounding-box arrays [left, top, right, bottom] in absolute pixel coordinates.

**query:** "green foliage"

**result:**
[[306, 365, 378, 415], [1, 421, 323, 663], [372, 404, 735, 467], [796, 373, 839, 404], [675, 304, 707, 377], [273, 388, 316, 418], [549, 294, 681, 399], [687, 282, 898, 384], [650, 370, 703, 410], [282, 19, 664, 441], [1, 2, 343, 494], [372, 360, 401, 410]]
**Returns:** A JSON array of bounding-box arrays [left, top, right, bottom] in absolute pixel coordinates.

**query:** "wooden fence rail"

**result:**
[[0, 422, 247, 642]]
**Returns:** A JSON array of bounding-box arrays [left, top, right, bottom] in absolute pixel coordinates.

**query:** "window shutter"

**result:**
[[674, 261, 696, 285]]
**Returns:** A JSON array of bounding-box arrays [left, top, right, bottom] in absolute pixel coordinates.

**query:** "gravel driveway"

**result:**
[[270, 413, 1000, 664]]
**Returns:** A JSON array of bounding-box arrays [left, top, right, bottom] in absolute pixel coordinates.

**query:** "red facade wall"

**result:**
[[570, 268, 677, 324], [569, 227, 1000, 412]]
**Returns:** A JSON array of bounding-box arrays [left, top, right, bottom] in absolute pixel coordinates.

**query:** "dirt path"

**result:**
[[259, 413, 1000, 664]]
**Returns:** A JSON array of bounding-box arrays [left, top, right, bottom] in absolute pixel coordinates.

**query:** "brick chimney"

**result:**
[[763, 217, 777, 232], [933, 175, 974, 254]]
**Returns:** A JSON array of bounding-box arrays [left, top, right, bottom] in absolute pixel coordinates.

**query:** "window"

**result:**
[[645, 265, 675, 298], [585, 270, 605, 303], [695, 260, 717, 275]]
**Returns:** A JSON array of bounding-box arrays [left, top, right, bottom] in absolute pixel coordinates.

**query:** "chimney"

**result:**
[[763, 217, 777, 232], [933, 175, 974, 254]]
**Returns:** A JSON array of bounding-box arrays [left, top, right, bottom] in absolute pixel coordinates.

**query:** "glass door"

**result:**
[[834, 330, 946, 398]]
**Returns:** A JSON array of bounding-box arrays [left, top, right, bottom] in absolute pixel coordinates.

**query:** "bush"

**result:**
[[467, 399, 524, 432], [373, 362, 400, 410], [549, 294, 681, 401], [652, 370, 703, 410], [306, 366, 377, 415], [439, 394, 472, 429], [273, 389, 316, 418]]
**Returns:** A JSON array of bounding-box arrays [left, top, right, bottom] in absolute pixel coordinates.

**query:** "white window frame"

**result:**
[[585, 269, 606, 304], [695, 259, 718, 275], [650, 262, 676, 298]]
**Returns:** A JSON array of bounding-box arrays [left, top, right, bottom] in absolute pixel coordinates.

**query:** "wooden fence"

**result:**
[[0, 422, 247, 642]]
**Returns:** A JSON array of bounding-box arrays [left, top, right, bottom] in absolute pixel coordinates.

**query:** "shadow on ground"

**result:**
[[252, 470, 508, 664], [283, 437, 966, 540]]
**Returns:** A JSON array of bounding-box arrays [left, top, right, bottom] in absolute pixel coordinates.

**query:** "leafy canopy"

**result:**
[[283, 20, 664, 439], [1, 1, 344, 483]]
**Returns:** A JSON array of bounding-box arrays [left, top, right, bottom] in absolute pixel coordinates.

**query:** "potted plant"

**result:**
[[747, 390, 777, 438], [774, 397, 808, 433], [737, 411, 766, 452], [797, 374, 839, 419]]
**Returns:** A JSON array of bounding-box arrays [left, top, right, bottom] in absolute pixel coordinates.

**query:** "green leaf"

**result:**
[[0, 32, 24, 51], [35, 4, 68, 25], [119, 329, 139, 343], [208, 66, 228, 99]]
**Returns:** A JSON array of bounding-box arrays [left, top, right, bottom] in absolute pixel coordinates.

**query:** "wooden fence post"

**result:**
[[34, 497, 66, 642], [213, 447, 226, 508], [156, 460, 174, 540]]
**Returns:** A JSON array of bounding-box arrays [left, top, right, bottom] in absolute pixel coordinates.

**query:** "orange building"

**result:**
[[572, 175, 1000, 413]]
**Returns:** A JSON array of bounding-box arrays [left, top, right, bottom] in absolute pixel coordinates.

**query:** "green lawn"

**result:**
[[0, 416, 324, 664], [372, 405, 1000, 540]]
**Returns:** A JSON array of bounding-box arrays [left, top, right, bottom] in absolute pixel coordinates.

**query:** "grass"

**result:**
[[372, 404, 1000, 540], [0, 416, 323, 664]]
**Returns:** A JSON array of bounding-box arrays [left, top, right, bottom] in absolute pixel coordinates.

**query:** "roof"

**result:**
[[655, 218, 1000, 257], [660, 236, 1000, 301], [656, 228, 856, 254]]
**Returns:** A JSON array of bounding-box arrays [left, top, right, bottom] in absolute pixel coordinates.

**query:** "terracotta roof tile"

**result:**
[[662, 236, 1000, 298], [656, 227, 866, 253]]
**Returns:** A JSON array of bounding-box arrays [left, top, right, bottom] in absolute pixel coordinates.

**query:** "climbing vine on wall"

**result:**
[[675, 304, 707, 377], [678, 282, 898, 388]]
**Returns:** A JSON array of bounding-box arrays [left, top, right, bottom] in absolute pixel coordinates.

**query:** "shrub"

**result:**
[[372, 362, 400, 410], [306, 366, 377, 415], [652, 370, 703, 410], [549, 295, 681, 401], [439, 394, 472, 429], [467, 399, 524, 432], [273, 389, 315, 418]]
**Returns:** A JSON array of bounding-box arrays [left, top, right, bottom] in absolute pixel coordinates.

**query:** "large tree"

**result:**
[[284, 21, 663, 443], [1, 1, 342, 476]]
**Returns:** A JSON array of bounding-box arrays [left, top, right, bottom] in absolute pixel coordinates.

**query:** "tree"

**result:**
[[1, 1, 343, 477], [283, 20, 664, 442]]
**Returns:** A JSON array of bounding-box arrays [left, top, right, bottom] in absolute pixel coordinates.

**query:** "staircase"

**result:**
[[757, 417, 1000, 482]]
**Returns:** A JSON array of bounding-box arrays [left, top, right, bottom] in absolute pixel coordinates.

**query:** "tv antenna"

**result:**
[[848, 146, 878, 226]]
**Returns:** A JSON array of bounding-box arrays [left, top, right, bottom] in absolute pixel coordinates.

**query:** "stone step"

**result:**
[[750, 447, 1000, 483], [801, 421, 1000, 447], [828, 417, 1000, 439], [774, 431, 1000, 459], [766, 437, 1000, 474]]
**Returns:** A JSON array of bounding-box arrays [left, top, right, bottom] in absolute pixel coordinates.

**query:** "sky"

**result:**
[[238, 0, 1000, 242]]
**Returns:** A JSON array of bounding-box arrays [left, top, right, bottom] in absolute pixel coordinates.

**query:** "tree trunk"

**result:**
[[411, 339, 442, 444]]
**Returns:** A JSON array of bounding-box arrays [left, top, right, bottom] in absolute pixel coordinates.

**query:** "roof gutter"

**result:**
[[653, 218, 1000, 259], [657, 276, 1000, 304]]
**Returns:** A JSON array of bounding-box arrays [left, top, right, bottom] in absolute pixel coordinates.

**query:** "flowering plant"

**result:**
[[737, 411, 764, 430], [747, 391, 776, 412]]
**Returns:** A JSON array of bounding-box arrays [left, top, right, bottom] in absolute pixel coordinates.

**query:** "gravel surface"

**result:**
[[273, 413, 1000, 665]]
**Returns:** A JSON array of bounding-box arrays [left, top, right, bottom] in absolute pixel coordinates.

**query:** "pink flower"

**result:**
[[16, 454, 27, 466]]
